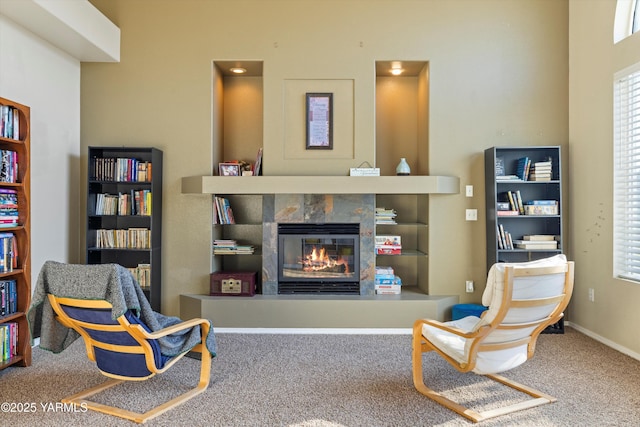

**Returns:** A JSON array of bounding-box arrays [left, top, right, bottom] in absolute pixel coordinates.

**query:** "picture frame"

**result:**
[[305, 92, 333, 149], [218, 162, 241, 176]]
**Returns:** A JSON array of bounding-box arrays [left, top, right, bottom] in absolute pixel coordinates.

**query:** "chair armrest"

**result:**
[[413, 318, 482, 339], [132, 318, 210, 340]]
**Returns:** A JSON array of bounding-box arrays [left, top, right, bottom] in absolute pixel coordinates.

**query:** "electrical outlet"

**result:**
[[465, 280, 474, 293], [466, 185, 474, 197], [588, 288, 595, 302], [465, 209, 478, 221]]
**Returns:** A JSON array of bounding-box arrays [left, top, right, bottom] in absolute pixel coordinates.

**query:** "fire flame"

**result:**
[[301, 246, 350, 273]]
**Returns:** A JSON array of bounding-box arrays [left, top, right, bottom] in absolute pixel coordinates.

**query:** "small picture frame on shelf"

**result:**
[[219, 163, 240, 176]]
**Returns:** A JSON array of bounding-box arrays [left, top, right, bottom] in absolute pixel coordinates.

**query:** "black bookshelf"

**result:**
[[86, 147, 162, 312], [485, 146, 565, 333]]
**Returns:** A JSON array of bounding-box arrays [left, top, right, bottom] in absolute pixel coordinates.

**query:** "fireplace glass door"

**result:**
[[278, 223, 360, 294]]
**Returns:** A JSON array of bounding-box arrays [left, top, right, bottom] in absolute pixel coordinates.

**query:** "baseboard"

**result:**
[[215, 327, 412, 335], [566, 322, 640, 362]]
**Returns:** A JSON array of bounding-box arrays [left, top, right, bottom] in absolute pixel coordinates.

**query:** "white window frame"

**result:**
[[614, 0, 640, 43], [614, 62, 640, 283]]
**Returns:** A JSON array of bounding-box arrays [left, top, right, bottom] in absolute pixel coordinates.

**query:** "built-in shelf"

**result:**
[[181, 175, 460, 195]]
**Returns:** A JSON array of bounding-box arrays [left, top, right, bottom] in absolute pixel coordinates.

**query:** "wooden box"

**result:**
[[210, 271, 256, 296]]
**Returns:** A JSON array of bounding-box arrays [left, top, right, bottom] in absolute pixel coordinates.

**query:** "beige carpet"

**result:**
[[0, 327, 638, 426]]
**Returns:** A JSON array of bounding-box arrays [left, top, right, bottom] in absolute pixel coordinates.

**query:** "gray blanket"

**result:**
[[27, 261, 216, 357]]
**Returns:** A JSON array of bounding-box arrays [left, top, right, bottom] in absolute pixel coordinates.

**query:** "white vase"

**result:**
[[396, 158, 411, 175]]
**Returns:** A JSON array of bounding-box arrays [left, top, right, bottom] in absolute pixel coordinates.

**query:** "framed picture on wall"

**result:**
[[306, 92, 333, 149], [219, 163, 240, 176]]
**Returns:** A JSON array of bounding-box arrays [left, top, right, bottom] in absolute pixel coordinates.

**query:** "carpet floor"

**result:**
[[0, 327, 638, 426]]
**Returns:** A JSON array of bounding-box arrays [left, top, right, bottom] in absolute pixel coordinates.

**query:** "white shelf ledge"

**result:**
[[181, 175, 460, 195]]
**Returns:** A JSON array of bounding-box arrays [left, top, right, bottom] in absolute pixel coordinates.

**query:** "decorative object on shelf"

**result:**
[[210, 271, 256, 296], [305, 92, 333, 149], [218, 162, 241, 176], [349, 161, 380, 176], [396, 158, 411, 175]]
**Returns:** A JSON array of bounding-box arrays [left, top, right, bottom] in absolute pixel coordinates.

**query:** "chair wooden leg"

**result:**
[[412, 327, 554, 423], [63, 346, 212, 424]]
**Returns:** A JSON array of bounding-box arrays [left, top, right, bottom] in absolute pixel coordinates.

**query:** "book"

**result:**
[[254, 147, 263, 176], [516, 157, 529, 181], [375, 235, 401, 246], [523, 234, 556, 241], [515, 242, 558, 250]]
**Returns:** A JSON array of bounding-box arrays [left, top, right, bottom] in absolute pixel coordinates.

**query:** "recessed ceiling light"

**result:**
[[390, 61, 403, 76], [230, 67, 247, 74]]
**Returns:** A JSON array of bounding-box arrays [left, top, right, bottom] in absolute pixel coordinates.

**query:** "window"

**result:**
[[614, 63, 640, 282], [614, 0, 640, 43]]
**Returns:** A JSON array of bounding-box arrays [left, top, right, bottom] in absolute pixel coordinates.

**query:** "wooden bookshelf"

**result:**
[[0, 96, 31, 369]]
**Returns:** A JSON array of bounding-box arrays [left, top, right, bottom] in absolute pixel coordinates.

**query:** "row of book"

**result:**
[[498, 192, 559, 216], [375, 266, 402, 294], [0, 322, 18, 362], [0, 104, 20, 140], [375, 235, 402, 255], [94, 190, 152, 216], [0, 150, 18, 183], [497, 226, 559, 251], [213, 239, 255, 255], [375, 207, 397, 224], [94, 228, 151, 249], [495, 157, 553, 182], [0, 188, 18, 228], [213, 196, 235, 224], [0, 280, 17, 316], [91, 157, 153, 182], [127, 264, 151, 290], [0, 233, 17, 273]]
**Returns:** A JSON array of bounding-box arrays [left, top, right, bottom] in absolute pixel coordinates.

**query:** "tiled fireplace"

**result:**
[[262, 194, 375, 295]]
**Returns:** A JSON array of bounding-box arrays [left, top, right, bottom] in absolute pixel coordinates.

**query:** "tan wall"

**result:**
[[84, 0, 569, 317], [569, 0, 640, 355]]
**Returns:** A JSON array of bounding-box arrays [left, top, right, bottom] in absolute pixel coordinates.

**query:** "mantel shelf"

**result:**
[[181, 175, 460, 195]]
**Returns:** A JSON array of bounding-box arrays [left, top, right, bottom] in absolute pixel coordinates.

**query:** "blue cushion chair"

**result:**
[[28, 261, 216, 424]]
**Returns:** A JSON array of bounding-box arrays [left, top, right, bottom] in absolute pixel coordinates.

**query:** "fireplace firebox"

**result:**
[[278, 223, 360, 294]]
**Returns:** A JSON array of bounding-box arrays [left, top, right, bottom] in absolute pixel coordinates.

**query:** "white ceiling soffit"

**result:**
[[0, 0, 120, 62]]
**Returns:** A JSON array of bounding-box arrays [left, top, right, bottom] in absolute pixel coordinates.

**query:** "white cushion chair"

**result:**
[[412, 254, 574, 423]]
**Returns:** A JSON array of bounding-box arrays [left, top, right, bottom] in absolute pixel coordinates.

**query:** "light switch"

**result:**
[[465, 209, 478, 221], [466, 185, 473, 197]]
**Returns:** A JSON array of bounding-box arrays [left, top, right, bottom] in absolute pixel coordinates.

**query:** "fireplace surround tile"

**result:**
[[263, 193, 375, 295]]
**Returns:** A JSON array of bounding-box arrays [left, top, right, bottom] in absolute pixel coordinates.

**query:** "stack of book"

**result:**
[[375, 235, 402, 255], [0, 232, 15, 272], [375, 207, 397, 224], [529, 160, 552, 181], [127, 264, 151, 290], [0, 150, 18, 183], [513, 235, 558, 250], [0, 189, 18, 227], [0, 279, 17, 316], [213, 239, 255, 255], [0, 322, 18, 361], [213, 196, 235, 224], [374, 266, 402, 294], [1, 104, 20, 140]]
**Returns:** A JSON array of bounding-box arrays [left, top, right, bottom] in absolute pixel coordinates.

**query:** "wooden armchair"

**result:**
[[412, 255, 574, 423]]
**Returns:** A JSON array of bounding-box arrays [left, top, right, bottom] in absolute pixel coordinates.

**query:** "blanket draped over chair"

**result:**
[[27, 260, 216, 357]]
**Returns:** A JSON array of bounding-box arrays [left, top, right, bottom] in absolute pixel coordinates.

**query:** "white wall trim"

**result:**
[[566, 322, 640, 362]]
